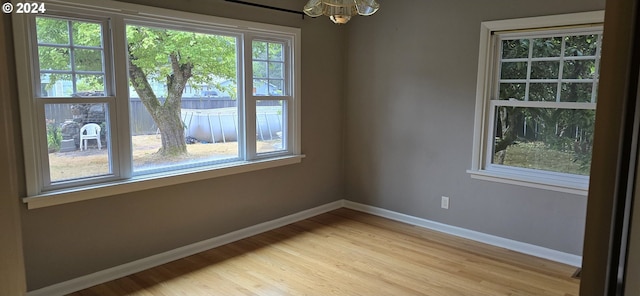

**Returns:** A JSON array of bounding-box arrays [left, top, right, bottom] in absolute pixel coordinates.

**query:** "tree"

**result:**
[[126, 25, 237, 156], [35, 17, 237, 156], [36, 17, 106, 95]]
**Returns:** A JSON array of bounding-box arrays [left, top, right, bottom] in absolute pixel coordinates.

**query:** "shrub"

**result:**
[[46, 119, 62, 152]]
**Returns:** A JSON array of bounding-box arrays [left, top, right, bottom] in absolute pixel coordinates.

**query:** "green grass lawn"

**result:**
[[499, 141, 590, 175]]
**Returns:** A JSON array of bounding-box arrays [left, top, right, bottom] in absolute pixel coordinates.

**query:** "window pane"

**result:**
[[74, 49, 104, 72], [529, 83, 557, 101], [76, 75, 105, 94], [565, 34, 599, 56], [40, 73, 72, 97], [500, 62, 527, 79], [502, 39, 529, 59], [269, 62, 284, 79], [126, 24, 239, 173], [45, 103, 112, 182], [530, 61, 559, 79], [72, 22, 102, 47], [253, 61, 267, 78], [563, 59, 597, 79], [268, 43, 284, 61], [253, 79, 269, 96], [498, 83, 526, 100], [38, 46, 70, 70], [268, 79, 284, 96], [560, 83, 593, 102], [36, 17, 69, 44], [256, 100, 285, 154], [252, 41, 268, 59], [492, 107, 594, 175], [532, 37, 562, 58]]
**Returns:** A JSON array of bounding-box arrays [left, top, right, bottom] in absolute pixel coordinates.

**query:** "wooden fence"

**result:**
[[45, 97, 279, 136]]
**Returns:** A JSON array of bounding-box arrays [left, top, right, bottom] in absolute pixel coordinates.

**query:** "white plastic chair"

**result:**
[[80, 123, 102, 151]]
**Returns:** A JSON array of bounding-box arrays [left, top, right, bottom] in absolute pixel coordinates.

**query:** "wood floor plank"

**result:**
[[67, 209, 579, 296]]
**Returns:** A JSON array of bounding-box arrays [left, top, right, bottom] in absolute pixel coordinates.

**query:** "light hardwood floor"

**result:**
[[68, 209, 580, 296]]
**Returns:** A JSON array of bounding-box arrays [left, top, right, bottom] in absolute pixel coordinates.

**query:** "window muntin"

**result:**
[[32, 13, 118, 191], [483, 28, 602, 186], [250, 39, 291, 157], [497, 32, 601, 103], [252, 40, 286, 96], [35, 16, 107, 97], [15, 2, 301, 199]]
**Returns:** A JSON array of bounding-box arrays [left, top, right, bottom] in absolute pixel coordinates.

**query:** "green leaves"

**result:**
[[36, 17, 69, 44], [565, 34, 598, 56], [72, 22, 102, 47], [36, 16, 106, 96], [502, 39, 529, 59], [38, 46, 70, 71], [126, 24, 237, 92], [125, 25, 239, 155], [532, 37, 562, 58]]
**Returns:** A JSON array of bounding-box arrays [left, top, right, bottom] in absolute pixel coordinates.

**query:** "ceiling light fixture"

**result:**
[[303, 0, 380, 24]]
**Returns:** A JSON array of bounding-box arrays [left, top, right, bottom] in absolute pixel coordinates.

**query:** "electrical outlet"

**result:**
[[441, 196, 450, 209]]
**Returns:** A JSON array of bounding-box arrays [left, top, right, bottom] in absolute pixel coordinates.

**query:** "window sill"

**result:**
[[467, 169, 588, 196], [23, 155, 305, 209]]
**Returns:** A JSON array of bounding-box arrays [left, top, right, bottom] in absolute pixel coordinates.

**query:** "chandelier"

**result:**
[[303, 0, 380, 24]]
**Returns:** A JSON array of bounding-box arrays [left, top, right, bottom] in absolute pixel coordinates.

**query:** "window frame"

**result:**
[[30, 12, 121, 191], [123, 20, 248, 176], [248, 36, 294, 158], [468, 11, 605, 196], [12, 0, 303, 209]]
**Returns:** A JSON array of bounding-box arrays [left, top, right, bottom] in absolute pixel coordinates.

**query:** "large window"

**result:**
[[469, 12, 604, 195], [125, 23, 242, 174], [13, 1, 301, 208]]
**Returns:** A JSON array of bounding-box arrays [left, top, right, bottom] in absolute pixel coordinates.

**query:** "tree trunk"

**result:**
[[494, 107, 519, 163], [128, 52, 192, 156], [155, 106, 186, 156]]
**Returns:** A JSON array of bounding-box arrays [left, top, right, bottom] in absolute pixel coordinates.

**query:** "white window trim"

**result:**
[[245, 35, 296, 159], [468, 11, 604, 196], [12, 0, 303, 208], [23, 155, 304, 209]]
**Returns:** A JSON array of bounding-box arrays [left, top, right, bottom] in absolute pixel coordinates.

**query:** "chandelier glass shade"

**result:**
[[303, 0, 380, 24]]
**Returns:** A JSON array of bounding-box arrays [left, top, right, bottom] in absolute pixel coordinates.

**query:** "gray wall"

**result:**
[[6, 0, 346, 290], [4, 0, 612, 292], [344, 0, 605, 256]]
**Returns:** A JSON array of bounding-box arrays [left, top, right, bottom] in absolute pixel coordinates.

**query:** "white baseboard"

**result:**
[[26, 200, 344, 296], [343, 200, 582, 267], [28, 199, 581, 295]]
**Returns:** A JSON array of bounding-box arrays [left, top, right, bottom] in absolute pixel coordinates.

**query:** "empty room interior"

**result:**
[[2, 0, 639, 295]]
